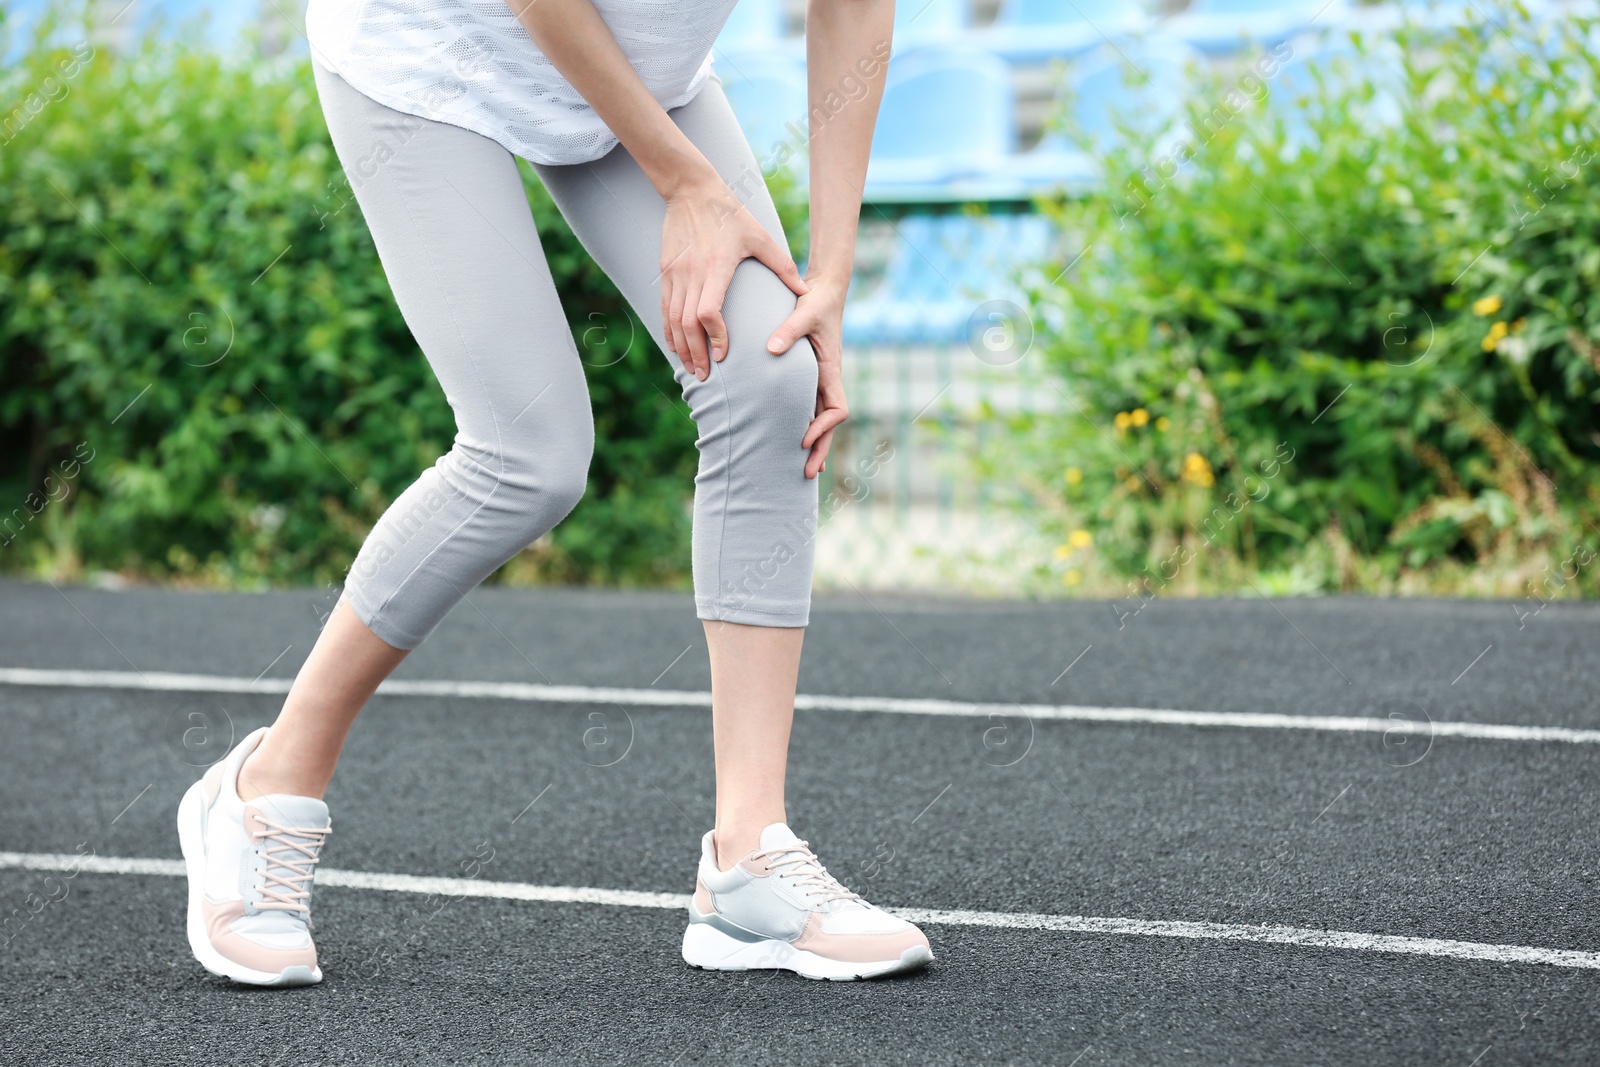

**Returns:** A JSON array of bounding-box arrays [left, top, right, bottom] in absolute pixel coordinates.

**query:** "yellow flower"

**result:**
[[1472, 295, 1502, 317], [1155, 416, 1171, 432], [1482, 320, 1510, 351], [1052, 544, 1072, 561], [1113, 411, 1132, 431], [1063, 569, 1083, 587], [1124, 475, 1141, 492], [1181, 452, 1215, 488], [1069, 529, 1093, 549], [1130, 408, 1149, 427], [1064, 467, 1083, 486]]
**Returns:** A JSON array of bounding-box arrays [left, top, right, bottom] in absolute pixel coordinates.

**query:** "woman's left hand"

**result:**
[[766, 275, 849, 480]]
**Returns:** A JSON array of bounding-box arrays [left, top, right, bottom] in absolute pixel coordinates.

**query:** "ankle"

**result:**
[[713, 828, 753, 872], [237, 746, 324, 803], [713, 818, 784, 871]]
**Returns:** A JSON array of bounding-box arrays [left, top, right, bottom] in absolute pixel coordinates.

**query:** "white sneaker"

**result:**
[[176, 727, 331, 986], [682, 823, 933, 981]]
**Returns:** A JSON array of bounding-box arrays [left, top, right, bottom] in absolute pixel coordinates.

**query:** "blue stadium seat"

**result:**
[[715, 0, 788, 51], [865, 44, 1014, 197], [843, 213, 1059, 347], [894, 0, 969, 47], [1165, 0, 1337, 55], [1070, 37, 1202, 148], [1009, 36, 1201, 190], [1005, 129, 1098, 192], [1001, 0, 1133, 23], [986, 0, 1153, 64], [715, 49, 808, 169]]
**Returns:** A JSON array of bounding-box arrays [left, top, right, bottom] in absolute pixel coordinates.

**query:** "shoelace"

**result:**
[[251, 817, 331, 914], [757, 839, 862, 908]]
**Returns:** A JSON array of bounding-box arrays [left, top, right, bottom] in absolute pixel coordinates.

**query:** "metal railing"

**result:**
[[813, 337, 1059, 595]]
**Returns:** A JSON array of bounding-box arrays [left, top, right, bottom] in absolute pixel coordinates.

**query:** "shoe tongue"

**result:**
[[756, 823, 863, 913], [246, 795, 330, 919], [252, 794, 330, 831], [758, 822, 802, 851]]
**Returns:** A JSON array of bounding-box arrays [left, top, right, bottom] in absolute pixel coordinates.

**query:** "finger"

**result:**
[[697, 260, 736, 362], [802, 406, 849, 452], [669, 287, 692, 373], [663, 272, 685, 364], [802, 364, 848, 450], [666, 275, 697, 379], [661, 294, 677, 358], [679, 276, 711, 378], [750, 229, 808, 298], [766, 304, 814, 355], [660, 249, 681, 359], [805, 425, 836, 480], [700, 305, 729, 363]]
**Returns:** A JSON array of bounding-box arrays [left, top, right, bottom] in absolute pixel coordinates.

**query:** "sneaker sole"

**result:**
[[177, 779, 322, 988], [681, 921, 934, 981]]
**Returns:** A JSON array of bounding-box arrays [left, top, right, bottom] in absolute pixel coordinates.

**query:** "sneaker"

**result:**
[[176, 726, 331, 986], [681, 823, 933, 981]]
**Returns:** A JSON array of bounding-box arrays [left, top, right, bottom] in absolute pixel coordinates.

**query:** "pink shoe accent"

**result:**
[[694, 878, 713, 913], [791, 912, 930, 964], [737, 853, 776, 877], [201, 898, 319, 974]]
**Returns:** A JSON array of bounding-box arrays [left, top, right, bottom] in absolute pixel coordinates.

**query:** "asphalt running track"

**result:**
[[1, 576, 1598, 1065]]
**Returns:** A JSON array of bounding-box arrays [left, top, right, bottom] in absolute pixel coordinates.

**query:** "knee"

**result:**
[[495, 447, 591, 552], [509, 425, 593, 520], [751, 336, 818, 421], [723, 258, 817, 392], [688, 342, 815, 478], [526, 447, 591, 520], [443, 422, 593, 541]]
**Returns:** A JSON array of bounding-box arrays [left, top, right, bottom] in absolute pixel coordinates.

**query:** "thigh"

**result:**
[[529, 76, 805, 382], [312, 60, 590, 453], [532, 77, 819, 624]]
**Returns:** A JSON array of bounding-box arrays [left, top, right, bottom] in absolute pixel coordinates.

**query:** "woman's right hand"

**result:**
[[659, 173, 808, 380]]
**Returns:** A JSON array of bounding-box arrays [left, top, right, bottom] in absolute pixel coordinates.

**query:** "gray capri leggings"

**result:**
[[311, 59, 819, 649]]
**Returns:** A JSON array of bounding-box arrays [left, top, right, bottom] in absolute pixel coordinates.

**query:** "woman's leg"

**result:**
[[704, 622, 804, 866], [240, 61, 596, 800], [239, 598, 407, 799], [531, 75, 820, 870], [537, 98, 936, 973]]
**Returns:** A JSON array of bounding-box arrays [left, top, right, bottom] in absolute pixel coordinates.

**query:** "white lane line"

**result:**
[[3, 666, 1600, 745], [5, 850, 1599, 971], [0, 852, 684, 910], [889, 906, 1600, 971]]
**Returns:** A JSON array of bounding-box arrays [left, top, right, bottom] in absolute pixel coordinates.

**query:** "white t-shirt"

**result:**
[[306, 0, 741, 166]]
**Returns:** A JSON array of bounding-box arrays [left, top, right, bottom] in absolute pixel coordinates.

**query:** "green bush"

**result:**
[[0, 10, 811, 589], [1012, 3, 1600, 598]]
